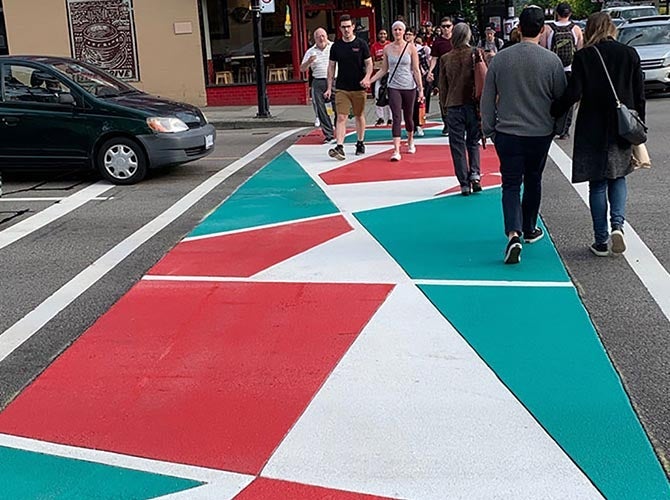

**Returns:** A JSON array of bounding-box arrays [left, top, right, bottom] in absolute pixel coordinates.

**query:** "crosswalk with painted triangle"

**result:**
[[0, 126, 667, 499]]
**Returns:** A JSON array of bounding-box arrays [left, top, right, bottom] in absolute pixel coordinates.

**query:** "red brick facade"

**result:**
[[207, 82, 310, 106]]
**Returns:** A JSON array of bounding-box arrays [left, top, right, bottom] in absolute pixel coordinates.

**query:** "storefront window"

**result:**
[[0, 2, 9, 56], [205, 0, 295, 85]]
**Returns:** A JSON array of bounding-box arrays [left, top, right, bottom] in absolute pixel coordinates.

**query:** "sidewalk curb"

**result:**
[[211, 119, 313, 130]]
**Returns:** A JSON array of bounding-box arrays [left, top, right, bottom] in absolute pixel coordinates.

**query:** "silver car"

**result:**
[[603, 5, 659, 27], [618, 16, 670, 93]]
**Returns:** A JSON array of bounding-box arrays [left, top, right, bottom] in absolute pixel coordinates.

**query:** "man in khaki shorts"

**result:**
[[325, 14, 373, 160]]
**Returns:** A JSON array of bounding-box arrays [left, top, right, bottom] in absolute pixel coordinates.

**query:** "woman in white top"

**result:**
[[370, 21, 425, 161]]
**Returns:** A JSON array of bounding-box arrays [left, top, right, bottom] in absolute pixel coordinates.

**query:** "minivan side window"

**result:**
[[3, 64, 73, 104]]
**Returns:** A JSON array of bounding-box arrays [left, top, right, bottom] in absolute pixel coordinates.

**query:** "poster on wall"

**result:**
[[66, 0, 140, 81]]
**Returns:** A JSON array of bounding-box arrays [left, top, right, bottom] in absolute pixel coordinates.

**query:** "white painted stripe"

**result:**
[[199, 157, 239, 161], [0, 197, 112, 202], [182, 212, 339, 242], [143, 275, 397, 285], [0, 433, 253, 498], [0, 183, 114, 250], [414, 278, 574, 288], [549, 143, 670, 321], [0, 128, 304, 363]]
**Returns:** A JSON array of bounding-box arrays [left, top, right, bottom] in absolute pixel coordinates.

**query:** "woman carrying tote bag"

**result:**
[[552, 12, 645, 257]]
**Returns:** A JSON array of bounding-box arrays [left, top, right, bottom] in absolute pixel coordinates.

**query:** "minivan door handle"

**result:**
[[1, 117, 20, 127]]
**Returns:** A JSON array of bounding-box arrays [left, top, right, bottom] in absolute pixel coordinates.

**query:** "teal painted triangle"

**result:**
[[190, 151, 338, 237], [419, 284, 670, 500], [355, 188, 570, 282], [0, 445, 202, 499], [343, 127, 444, 143]]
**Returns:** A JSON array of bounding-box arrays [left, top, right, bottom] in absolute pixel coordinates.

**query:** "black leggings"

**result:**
[[389, 88, 416, 138]]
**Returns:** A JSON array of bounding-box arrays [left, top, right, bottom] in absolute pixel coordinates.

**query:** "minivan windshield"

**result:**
[[618, 24, 670, 46], [620, 7, 658, 19], [50, 61, 139, 97]]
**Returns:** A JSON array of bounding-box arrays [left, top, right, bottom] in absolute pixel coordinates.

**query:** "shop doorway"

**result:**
[[0, 1, 8, 55]]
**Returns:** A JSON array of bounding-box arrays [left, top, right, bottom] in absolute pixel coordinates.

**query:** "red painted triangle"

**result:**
[[236, 478, 395, 499], [0, 280, 393, 475], [149, 215, 352, 277], [320, 145, 500, 185]]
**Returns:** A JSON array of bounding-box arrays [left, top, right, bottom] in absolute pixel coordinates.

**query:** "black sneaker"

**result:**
[[590, 242, 609, 257], [387, 119, 393, 126], [375, 118, 385, 127], [471, 180, 482, 193], [328, 145, 345, 161], [323, 137, 335, 144], [460, 185, 471, 196], [441, 127, 449, 136], [523, 227, 544, 244], [610, 227, 626, 254], [504, 236, 522, 264], [355, 141, 366, 156]]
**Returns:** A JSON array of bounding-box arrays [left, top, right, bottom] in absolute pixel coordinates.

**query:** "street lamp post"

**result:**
[[250, 0, 271, 118]]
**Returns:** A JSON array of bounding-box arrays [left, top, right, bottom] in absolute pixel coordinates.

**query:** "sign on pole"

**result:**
[[260, 0, 275, 14]]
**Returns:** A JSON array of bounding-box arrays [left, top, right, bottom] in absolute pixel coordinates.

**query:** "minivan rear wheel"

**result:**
[[97, 137, 147, 185]]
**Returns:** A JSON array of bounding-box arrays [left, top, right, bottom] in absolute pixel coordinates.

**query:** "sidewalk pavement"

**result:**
[[202, 100, 439, 130]]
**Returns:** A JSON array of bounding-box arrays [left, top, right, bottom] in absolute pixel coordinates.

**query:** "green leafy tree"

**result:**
[[514, 0, 598, 20]]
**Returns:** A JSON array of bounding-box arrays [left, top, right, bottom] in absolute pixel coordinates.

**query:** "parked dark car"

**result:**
[[0, 56, 216, 184]]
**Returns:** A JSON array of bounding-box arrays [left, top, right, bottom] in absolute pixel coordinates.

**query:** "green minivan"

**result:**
[[0, 56, 216, 184]]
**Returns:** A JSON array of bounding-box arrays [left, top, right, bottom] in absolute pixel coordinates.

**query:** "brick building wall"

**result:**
[[207, 81, 309, 106]]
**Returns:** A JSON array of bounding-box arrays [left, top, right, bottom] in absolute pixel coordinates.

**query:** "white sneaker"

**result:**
[[611, 229, 626, 254], [314, 117, 320, 127], [407, 143, 416, 154], [415, 127, 424, 137], [390, 151, 402, 162]]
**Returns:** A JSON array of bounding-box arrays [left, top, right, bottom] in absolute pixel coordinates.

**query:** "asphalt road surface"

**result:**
[[542, 94, 670, 474], [0, 128, 304, 405]]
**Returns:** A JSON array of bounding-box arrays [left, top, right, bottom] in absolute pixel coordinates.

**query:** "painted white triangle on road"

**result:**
[[324, 176, 459, 213], [262, 284, 602, 500], [253, 225, 409, 284], [288, 144, 394, 176]]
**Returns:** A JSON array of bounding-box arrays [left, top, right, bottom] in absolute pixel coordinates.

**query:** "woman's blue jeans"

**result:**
[[588, 177, 627, 245]]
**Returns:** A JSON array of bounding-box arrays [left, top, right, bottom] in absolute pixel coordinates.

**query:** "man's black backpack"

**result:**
[[550, 22, 576, 68]]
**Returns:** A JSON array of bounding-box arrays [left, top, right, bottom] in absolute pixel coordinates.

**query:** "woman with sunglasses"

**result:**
[[370, 21, 425, 161]]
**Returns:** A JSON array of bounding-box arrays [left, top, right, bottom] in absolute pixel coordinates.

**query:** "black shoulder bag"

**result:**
[[593, 46, 647, 145]]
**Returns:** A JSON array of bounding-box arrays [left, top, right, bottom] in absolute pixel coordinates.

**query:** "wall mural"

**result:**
[[66, 0, 140, 81]]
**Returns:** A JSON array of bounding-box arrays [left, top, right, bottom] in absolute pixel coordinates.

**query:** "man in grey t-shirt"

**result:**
[[481, 6, 566, 265]]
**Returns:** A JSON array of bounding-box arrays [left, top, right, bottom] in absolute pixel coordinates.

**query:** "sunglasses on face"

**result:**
[[441, 24, 453, 28]]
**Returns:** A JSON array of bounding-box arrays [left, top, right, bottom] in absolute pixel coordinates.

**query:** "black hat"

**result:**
[[519, 5, 545, 37], [556, 2, 572, 18]]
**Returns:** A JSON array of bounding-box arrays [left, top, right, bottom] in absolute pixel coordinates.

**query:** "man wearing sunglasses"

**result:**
[[427, 17, 454, 135], [326, 14, 373, 160]]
